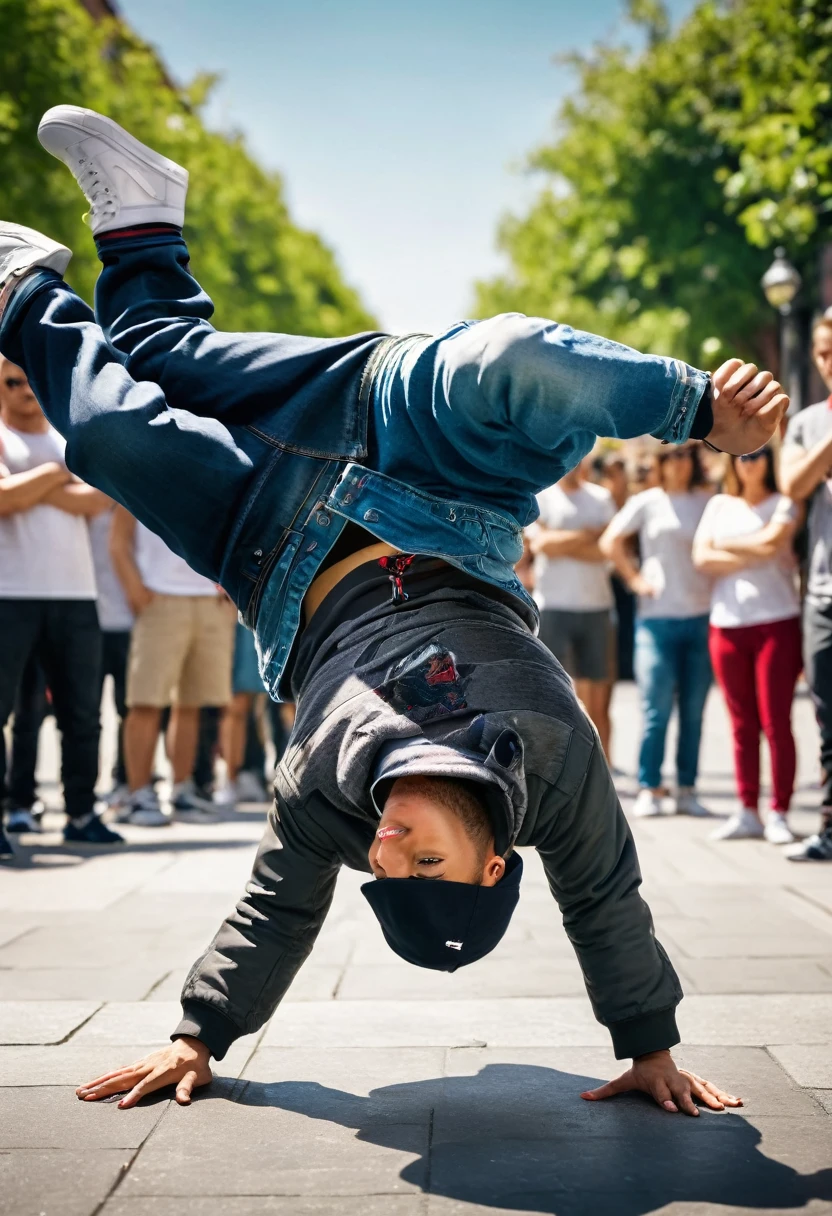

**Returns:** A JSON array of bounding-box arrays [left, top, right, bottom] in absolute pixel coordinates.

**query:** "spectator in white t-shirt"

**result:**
[[89, 505, 135, 807], [0, 360, 120, 862], [601, 443, 713, 819], [693, 447, 801, 844], [529, 460, 616, 756], [109, 507, 236, 825]]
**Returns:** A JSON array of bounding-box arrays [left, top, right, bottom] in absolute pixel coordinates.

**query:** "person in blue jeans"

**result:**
[[601, 444, 714, 818], [0, 108, 784, 1111]]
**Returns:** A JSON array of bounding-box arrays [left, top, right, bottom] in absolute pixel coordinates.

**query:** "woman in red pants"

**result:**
[[693, 447, 802, 843]]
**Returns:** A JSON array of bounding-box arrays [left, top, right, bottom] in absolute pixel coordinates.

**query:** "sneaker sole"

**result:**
[[38, 106, 188, 188]]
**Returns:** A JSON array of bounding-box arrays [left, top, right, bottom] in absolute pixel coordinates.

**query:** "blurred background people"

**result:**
[[529, 458, 616, 756], [7, 657, 50, 830], [596, 450, 636, 682], [89, 503, 134, 809], [693, 448, 801, 843], [109, 507, 235, 826], [780, 313, 832, 862], [601, 442, 713, 818], [0, 360, 119, 860], [213, 623, 269, 808]]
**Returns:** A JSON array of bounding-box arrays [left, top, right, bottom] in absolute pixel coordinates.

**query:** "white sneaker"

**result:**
[[171, 781, 221, 824], [0, 222, 72, 320], [212, 781, 239, 808], [100, 782, 130, 810], [674, 788, 712, 818], [710, 809, 764, 841], [117, 786, 169, 827], [763, 812, 796, 845], [235, 770, 270, 804], [632, 788, 663, 818], [5, 808, 42, 834], [37, 106, 188, 235]]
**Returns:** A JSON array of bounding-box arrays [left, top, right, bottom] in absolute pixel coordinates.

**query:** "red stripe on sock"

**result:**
[[96, 225, 180, 241]]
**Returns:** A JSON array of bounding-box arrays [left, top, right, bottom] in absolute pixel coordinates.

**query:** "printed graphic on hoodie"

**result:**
[[374, 641, 470, 724]]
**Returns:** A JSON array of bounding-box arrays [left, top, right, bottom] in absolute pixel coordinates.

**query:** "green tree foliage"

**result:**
[[0, 0, 375, 335], [475, 0, 832, 368]]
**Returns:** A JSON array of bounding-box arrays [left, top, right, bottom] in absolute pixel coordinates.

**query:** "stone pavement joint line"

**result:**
[[1, 684, 830, 1214]]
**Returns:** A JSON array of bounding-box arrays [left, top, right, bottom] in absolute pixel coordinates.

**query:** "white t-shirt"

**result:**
[[532, 482, 615, 611], [693, 493, 800, 628], [0, 421, 96, 600], [605, 487, 712, 619], [88, 508, 134, 631], [135, 523, 217, 597]]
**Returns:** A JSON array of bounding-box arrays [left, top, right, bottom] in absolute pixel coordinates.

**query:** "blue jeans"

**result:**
[[634, 616, 712, 790], [0, 234, 708, 698]]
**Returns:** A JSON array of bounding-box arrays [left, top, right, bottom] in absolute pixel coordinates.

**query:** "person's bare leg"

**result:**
[[575, 679, 611, 760], [166, 705, 200, 785], [219, 692, 253, 784], [124, 706, 162, 791]]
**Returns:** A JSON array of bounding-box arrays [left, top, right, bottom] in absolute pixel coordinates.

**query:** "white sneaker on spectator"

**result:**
[[37, 106, 188, 235], [632, 788, 663, 818], [117, 786, 169, 827], [212, 781, 238, 808], [5, 808, 42, 834], [101, 782, 130, 810], [235, 770, 270, 804], [711, 809, 764, 841], [674, 788, 712, 817], [763, 812, 795, 845], [172, 781, 221, 824]]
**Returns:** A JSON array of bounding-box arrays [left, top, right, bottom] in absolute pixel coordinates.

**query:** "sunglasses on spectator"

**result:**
[[738, 450, 766, 462], [3, 377, 26, 389]]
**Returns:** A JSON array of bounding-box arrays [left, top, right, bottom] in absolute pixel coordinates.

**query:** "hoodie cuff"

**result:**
[[607, 1007, 681, 1060], [172, 1001, 242, 1061]]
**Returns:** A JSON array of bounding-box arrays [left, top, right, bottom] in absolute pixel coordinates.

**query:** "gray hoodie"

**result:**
[[175, 581, 681, 1060]]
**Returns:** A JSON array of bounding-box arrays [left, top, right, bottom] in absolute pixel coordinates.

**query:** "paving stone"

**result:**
[[72, 1002, 184, 1046], [0, 966, 170, 1002], [104, 1199, 423, 1215], [769, 1046, 832, 1089], [119, 1081, 428, 1197], [677, 995, 832, 1046], [675, 958, 832, 994], [262, 998, 607, 1049], [811, 1090, 832, 1115], [0, 1035, 253, 1087], [0, 1148, 132, 1216], [241, 1046, 446, 1125], [0, 1000, 99, 1045], [335, 958, 586, 1000], [0, 1085, 165, 1148], [0, 926, 210, 971]]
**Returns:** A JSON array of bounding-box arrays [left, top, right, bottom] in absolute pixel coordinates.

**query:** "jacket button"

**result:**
[[363, 509, 379, 523], [316, 511, 330, 527], [342, 493, 353, 504], [253, 548, 263, 558]]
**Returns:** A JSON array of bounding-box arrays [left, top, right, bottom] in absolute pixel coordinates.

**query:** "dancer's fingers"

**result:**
[[175, 1070, 199, 1105], [670, 1077, 700, 1117], [117, 1070, 164, 1109], [650, 1079, 677, 1113], [713, 359, 744, 393], [580, 1071, 633, 1101], [76, 1066, 135, 1098]]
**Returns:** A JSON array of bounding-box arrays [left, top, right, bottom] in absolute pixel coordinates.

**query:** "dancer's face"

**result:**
[[367, 781, 505, 886]]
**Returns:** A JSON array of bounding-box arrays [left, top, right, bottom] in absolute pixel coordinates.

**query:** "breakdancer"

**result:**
[[0, 107, 785, 1115]]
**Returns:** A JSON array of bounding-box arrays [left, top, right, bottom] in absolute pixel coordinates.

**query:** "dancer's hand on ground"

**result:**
[[707, 359, 789, 455], [76, 1036, 212, 1108], [580, 1049, 743, 1116]]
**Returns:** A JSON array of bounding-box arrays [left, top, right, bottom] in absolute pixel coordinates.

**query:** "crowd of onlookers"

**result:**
[[3, 315, 832, 865], [523, 313, 832, 863], [0, 357, 290, 863]]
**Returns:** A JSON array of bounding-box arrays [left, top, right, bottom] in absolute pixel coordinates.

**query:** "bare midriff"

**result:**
[[303, 541, 401, 622]]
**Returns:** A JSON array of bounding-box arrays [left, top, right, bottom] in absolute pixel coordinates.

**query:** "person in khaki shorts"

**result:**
[[110, 506, 235, 825]]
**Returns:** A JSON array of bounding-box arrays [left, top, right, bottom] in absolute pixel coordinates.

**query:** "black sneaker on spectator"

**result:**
[[171, 780, 221, 824], [0, 825, 14, 863], [5, 808, 42, 834], [117, 785, 169, 827], [64, 813, 125, 846], [786, 820, 832, 862]]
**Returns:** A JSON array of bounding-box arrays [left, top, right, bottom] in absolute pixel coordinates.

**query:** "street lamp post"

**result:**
[[761, 247, 803, 413]]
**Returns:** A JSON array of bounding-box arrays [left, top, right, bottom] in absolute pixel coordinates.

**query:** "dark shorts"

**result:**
[[539, 608, 614, 682]]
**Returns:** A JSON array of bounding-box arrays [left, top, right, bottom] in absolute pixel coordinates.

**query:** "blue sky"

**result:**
[[119, 0, 694, 333]]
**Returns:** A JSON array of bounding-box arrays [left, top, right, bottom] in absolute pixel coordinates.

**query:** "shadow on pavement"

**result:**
[[227, 1063, 832, 1213], [3, 836, 255, 869]]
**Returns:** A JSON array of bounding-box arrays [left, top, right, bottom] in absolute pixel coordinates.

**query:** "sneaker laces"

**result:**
[[75, 156, 118, 227]]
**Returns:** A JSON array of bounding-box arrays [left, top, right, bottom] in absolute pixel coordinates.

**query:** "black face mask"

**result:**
[[361, 851, 523, 971]]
